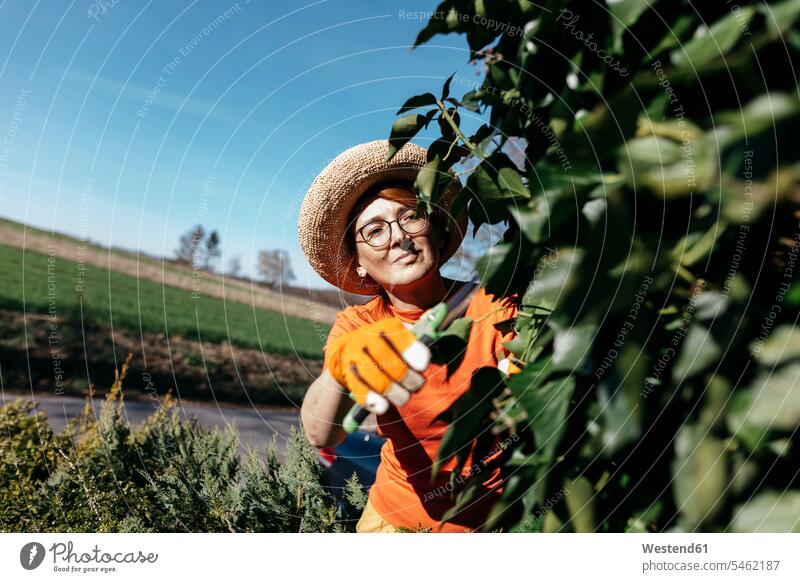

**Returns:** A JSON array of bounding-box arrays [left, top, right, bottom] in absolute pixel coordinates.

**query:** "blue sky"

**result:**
[[0, 0, 489, 288]]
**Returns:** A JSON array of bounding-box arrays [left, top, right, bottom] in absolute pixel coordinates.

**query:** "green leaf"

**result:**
[[509, 205, 548, 245], [440, 476, 485, 523], [441, 72, 455, 101], [469, 164, 507, 202], [469, 123, 494, 148], [498, 167, 530, 199], [564, 476, 595, 532], [618, 119, 715, 198], [672, 323, 722, 380], [597, 372, 642, 456], [522, 247, 582, 313], [415, 155, 440, 203], [397, 92, 437, 115], [438, 108, 460, 141], [647, 13, 696, 57], [503, 323, 532, 358], [509, 366, 576, 466], [581, 198, 606, 226], [559, 89, 640, 166], [475, 241, 526, 297], [672, 292, 727, 380], [448, 186, 471, 231], [671, 424, 728, 530], [433, 367, 506, 479], [607, 0, 650, 49], [729, 452, 761, 498], [763, 0, 800, 42], [754, 325, 800, 366], [786, 281, 800, 307], [730, 363, 800, 438], [441, 316, 473, 342], [430, 317, 474, 379], [732, 490, 800, 532], [469, 153, 530, 204], [551, 323, 595, 373], [413, 6, 449, 47], [672, 7, 756, 71], [458, 91, 480, 112], [386, 112, 434, 161], [717, 93, 800, 150], [677, 221, 727, 268], [727, 390, 767, 452], [510, 187, 575, 245], [414, 155, 454, 211], [484, 467, 538, 532]]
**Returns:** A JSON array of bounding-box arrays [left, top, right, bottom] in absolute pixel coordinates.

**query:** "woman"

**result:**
[[298, 140, 518, 533]]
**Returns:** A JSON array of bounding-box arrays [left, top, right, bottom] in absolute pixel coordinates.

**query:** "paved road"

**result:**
[[2, 391, 301, 460]]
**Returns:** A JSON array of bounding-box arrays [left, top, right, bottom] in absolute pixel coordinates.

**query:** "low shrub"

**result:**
[[0, 355, 365, 532]]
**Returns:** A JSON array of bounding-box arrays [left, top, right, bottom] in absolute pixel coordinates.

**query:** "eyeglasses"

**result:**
[[356, 207, 429, 248]]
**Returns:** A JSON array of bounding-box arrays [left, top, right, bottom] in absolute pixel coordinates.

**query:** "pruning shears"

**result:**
[[342, 280, 480, 433]]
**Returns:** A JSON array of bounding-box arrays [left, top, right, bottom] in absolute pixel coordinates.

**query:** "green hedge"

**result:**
[[0, 357, 364, 532], [393, 0, 800, 532]]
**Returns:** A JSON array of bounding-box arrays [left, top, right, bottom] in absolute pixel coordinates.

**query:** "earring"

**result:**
[[356, 267, 367, 277]]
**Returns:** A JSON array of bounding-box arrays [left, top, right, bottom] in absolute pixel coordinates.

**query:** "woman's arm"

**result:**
[[302, 316, 428, 447], [300, 369, 352, 448]]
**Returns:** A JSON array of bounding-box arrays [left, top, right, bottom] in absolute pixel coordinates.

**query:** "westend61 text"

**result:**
[[643, 543, 708, 554]]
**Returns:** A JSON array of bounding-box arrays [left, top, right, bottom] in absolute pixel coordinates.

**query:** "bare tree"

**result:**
[[258, 249, 296, 288], [204, 230, 221, 271], [176, 224, 205, 266]]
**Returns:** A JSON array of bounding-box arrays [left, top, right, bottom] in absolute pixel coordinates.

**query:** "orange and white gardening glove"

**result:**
[[326, 318, 431, 415], [498, 345, 524, 377]]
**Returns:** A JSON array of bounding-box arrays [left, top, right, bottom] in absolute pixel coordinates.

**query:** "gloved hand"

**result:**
[[498, 356, 524, 377], [326, 317, 431, 415]]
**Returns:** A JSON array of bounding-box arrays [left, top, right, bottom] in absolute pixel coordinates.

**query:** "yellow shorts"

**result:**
[[355, 498, 397, 533]]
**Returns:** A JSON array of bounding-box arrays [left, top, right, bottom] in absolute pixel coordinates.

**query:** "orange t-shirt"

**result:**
[[322, 285, 518, 532]]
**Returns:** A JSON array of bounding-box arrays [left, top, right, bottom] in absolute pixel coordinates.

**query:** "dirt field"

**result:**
[[0, 308, 323, 407]]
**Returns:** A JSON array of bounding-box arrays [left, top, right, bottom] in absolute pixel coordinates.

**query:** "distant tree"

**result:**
[[257, 249, 295, 288], [204, 230, 221, 271], [175, 224, 205, 266], [226, 255, 242, 278]]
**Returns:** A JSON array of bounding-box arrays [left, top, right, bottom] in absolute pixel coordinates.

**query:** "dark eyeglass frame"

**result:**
[[355, 206, 429, 248]]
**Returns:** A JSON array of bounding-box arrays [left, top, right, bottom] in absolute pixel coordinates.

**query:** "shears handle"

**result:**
[[343, 403, 372, 433]]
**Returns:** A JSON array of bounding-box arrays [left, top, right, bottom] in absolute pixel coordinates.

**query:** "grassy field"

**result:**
[[0, 217, 343, 324], [0, 243, 328, 359]]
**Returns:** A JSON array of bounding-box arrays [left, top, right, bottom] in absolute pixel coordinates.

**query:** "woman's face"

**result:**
[[353, 196, 444, 290]]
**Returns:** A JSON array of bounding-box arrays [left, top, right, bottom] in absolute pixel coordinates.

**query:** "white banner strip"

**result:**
[[2, 533, 798, 581]]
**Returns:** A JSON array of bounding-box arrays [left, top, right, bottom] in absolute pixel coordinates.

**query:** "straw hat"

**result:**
[[298, 140, 467, 295]]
